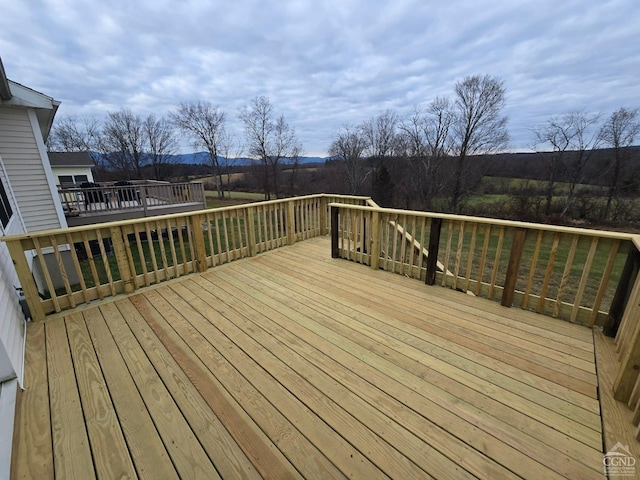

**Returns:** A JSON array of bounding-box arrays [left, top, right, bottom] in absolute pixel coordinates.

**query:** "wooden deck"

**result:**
[[11, 236, 609, 479]]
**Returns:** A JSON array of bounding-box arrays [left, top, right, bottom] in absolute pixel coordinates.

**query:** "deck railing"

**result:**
[[58, 181, 206, 217], [6, 194, 640, 426], [329, 202, 640, 411], [2, 194, 368, 322]]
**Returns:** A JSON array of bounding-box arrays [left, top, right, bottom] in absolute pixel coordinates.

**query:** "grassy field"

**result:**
[[205, 190, 265, 208], [479, 176, 608, 195]]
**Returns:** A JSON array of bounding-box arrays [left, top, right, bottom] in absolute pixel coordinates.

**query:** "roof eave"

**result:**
[[3, 80, 60, 141], [0, 57, 12, 100]]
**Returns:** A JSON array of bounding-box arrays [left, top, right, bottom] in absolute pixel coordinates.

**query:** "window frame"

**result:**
[[0, 176, 14, 229]]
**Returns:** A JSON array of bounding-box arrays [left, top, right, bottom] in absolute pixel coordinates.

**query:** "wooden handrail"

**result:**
[[9, 191, 640, 438], [2, 194, 370, 321], [329, 202, 639, 325]]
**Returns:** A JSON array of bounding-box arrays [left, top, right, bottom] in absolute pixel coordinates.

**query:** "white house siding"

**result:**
[[0, 158, 25, 384], [0, 240, 24, 383], [0, 107, 63, 232]]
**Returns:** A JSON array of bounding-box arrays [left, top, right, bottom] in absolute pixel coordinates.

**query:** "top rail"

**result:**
[[2, 194, 370, 321], [329, 202, 639, 324]]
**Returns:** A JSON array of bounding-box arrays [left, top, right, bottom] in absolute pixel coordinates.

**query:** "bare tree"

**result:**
[[170, 101, 227, 197], [561, 112, 601, 217], [362, 110, 398, 160], [328, 124, 367, 194], [534, 111, 601, 217], [451, 75, 508, 211], [240, 96, 273, 199], [423, 98, 454, 208], [599, 107, 640, 220], [102, 109, 146, 179], [396, 99, 454, 209], [361, 110, 399, 204], [143, 114, 177, 181], [398, 108, 427, 208], [272, 115, 302, 198], [48, 115, 105, 174], [240, 96, 302, 200], [49, 115, 102, 152], [533, 120, 570, 216], [219, 131, 243, 197]]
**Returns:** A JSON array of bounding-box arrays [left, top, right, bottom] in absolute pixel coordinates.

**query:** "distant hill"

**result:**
[[175, 153, 327, 166], [477, 146, 640, 185]]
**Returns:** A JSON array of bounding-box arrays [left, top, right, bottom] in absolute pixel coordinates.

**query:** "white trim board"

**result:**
[[0, 378, 18, 480]]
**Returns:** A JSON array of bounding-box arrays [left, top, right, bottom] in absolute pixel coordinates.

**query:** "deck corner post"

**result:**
[[247, 206, 257, 257], [5, 239, 46, 322], [604, 246, 640, 337], [425, 218, 442, 285], [286, 200, 296, 246], [190, 213, 208, 273], [370, 210, 381, 270], [331, 205, 339, 258], [319, 196, 328, 236], [199, 182, 206, 209], [502, 228, 527, 307], [110, 225, 135, 293]]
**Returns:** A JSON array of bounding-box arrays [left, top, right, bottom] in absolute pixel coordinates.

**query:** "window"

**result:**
[[58, 175, 74, 185], [0, 179, 13, 228], [58, 174, 89, 186]]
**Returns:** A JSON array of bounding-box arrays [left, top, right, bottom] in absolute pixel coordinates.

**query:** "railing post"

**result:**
[[5, 240, 46, 322], [140, 187, 148, 217], [287, 200, 296, 245], [110, 226, 135, 293], [370, 210, 381, 270], [247, 206, 257, 257], [199, 182, 206, 209], [331, 205, 339, 258], [319, 196, 327, 236], [190, 214, 208, 273], [425, 218, 442, 285], [604, 246, 640, 337], [502, 228, 527, 307]]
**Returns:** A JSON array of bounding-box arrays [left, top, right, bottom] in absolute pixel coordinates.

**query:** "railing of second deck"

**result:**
[[58, 181, 206, 216], [3, 194, 368, 322]]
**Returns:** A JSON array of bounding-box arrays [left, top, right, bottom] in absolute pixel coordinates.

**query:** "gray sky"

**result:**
[[1, 0, 638, 156]]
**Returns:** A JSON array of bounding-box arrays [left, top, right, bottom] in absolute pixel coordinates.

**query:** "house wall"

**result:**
[[0, 156, 26, 384], [0, 241, 24, 383], [0, 106, 65, 232]]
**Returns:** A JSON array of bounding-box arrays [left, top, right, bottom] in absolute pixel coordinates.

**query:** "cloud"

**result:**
[[1, 0, 638, 155]]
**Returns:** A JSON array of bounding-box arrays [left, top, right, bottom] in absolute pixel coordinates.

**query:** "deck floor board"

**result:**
[[12, 236, 607, 479]]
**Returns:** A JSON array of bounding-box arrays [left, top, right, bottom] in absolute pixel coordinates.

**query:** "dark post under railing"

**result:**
[[502, 228, 527, 307], [425, 218, 442, 285]]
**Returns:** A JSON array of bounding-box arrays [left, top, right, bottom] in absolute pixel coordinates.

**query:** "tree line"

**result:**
[[49, 74, 640, 223], [48, 96, 302, 200]]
